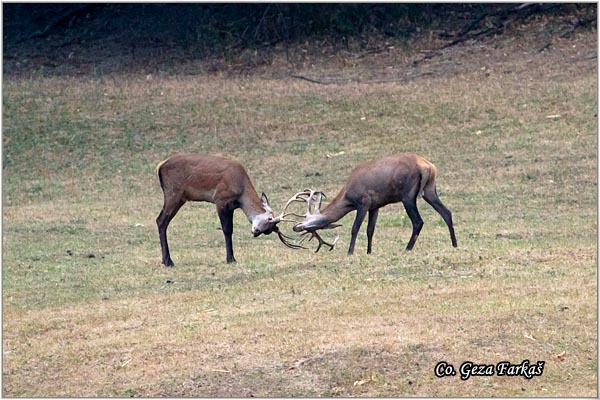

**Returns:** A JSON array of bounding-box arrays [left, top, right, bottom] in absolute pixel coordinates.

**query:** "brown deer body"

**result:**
[[156, 153, 294, 265], [291, 153, 458, 254]]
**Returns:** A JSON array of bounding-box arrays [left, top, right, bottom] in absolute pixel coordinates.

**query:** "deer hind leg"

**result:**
[[423, 187, 457, 248], [366, 208, 379, 254], [157, 196, 185, 267], [348, 207, 368, 255], [217, 205, 236, 264], [402, 197, 424, 251]]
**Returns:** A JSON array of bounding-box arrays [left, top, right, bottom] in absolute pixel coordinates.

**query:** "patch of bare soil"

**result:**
[[276, 6, 597, 85], [136, 345, 437, 397], [3, 4, 596, 83]]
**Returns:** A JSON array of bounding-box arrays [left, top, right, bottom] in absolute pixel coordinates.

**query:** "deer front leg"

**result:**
[[156, 198, 185, 267], [217, 206, 236, 263], [348, 208, 368, 255], [366, 208, 379, 254]]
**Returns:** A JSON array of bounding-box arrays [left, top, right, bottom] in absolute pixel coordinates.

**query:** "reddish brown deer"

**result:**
[[288, 153, 458, 254], [156, 153, 299, 265]]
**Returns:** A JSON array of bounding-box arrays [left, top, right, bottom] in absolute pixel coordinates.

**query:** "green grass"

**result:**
[[2, 37, 597, 396]]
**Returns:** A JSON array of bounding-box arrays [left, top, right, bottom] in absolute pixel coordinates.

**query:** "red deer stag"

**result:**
[[156, 153, 300, 265], [288, 153, 458, 254]]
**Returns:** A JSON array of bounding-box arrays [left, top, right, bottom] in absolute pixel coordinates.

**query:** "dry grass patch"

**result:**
[[4, 251, 595, 396]]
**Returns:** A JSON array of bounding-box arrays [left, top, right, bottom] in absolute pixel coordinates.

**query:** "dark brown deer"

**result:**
[[156, 153, 299, 265], [288, 153, 457, 254]]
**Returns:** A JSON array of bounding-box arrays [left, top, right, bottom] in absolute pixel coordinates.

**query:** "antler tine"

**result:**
[[301, 189, 317, 215], [313, 191, 326, 214], [277, 190, 309, 220], [295, 189, 322, 215], [298, 230, 339, 253], [278, 189, 318, 221], [273, 226, 307, 250], [312, 230, 339, 253]]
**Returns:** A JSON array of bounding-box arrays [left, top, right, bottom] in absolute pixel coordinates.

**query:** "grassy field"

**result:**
[[2, 30, 597, 396]]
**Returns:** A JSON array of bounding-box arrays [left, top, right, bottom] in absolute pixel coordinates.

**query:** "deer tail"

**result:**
[[155, 159, 168, 177], [155, 158, 169, 190], [418, 166, 431, 198]]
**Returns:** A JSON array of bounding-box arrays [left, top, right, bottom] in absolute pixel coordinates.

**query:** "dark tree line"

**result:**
[[4, 3, 595, 55]]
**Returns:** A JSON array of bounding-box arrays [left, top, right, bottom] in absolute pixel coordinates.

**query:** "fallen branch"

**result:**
[[290, 71, 436, 86], [413, 3, 568, 65], [290, 74, 334, 85]]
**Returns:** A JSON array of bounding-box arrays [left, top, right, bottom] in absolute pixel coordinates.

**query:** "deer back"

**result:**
[[339, 153, 433, 207], [158, 153, 255, 205]]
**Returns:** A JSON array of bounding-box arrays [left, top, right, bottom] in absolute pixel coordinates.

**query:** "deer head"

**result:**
[[250, 193, 279, 237]]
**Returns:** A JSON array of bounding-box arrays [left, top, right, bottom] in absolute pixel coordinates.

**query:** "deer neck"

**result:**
[[318, 190, 354, 226], [239, 185, 266, 223]]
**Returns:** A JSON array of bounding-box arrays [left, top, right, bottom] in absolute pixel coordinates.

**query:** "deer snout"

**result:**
[[292, 223, 304, 233], [253, 227, 275, 237]]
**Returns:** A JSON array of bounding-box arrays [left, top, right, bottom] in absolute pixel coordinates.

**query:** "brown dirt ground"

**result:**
[[3, 4, 596, 82]]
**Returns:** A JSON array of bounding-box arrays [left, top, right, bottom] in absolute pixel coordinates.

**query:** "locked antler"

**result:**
[[278, 190, 314, 220], [271, 190, 315, 249], [279, 189, 339, 252], [297, 229, 339, 252], [272, 226, 306, 249]]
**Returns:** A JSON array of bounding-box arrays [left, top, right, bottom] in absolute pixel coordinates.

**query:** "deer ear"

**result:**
[[261, 193, 271, 208]]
